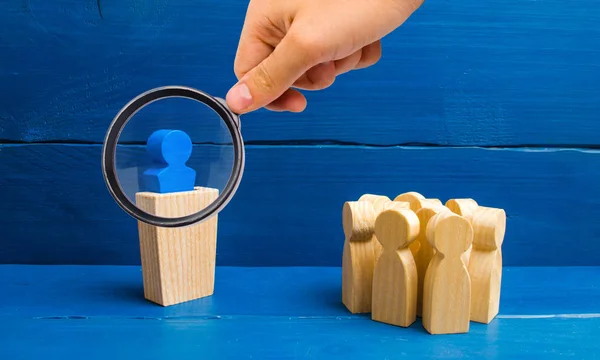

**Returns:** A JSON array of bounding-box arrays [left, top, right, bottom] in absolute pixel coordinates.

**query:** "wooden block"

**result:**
[[394, 192, 442, 212], [412, 204, 451, 317], [468, 206, 506, 324], [342, 201, 377, 313], [446, 199, 479, 267], [372, 203, 419, 327], [135, 186, 219, 306], [422, 211, 473, 334]]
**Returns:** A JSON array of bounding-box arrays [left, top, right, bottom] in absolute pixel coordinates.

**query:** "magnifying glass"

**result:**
[[101, 86, 245, 228]]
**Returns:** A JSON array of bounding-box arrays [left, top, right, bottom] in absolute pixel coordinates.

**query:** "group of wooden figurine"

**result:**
[[342, 191, 506, 335]]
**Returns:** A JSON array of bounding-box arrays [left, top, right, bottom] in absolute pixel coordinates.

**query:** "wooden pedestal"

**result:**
[[135, 186, 219, 306]]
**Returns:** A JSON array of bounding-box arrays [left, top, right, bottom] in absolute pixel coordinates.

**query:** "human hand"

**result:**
[[225, 0, 424, 114]]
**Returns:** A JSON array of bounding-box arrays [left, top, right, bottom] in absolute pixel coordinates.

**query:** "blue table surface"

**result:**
[[1, 265, 599, 359]]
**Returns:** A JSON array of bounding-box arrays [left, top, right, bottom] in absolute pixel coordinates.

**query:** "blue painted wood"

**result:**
[[1, 0, 599, 146], [1, 266, 599, 318], [4, 317, 599, 359], [1, 144, 600, 266], [141, 129, 196, 193], [1, 266, 599, 359]]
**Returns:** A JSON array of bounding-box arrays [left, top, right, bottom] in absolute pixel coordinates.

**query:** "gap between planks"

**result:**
[[1, 142, 600, 153], [25, 313, 600, 321]]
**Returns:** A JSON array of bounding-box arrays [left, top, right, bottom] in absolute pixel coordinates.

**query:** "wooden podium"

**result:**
[[136, 186, 219, 306]]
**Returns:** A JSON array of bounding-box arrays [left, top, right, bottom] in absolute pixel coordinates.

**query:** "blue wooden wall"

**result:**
[[1, 0, 599, 266]]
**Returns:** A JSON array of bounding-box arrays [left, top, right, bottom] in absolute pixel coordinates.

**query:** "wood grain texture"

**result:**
[[469, 206, 506, 324], [136, 187, 218, 306], [1, 144, 600, 266], [356, 194, 409, 261], [1, 266, 600, 359], [341, 201, 377, 313], [1, 0, 599, 146]]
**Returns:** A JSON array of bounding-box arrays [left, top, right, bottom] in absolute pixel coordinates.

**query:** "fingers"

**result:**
[[227, 36, 381, 114], [334, 49, 363, 75], [233, 20, 287, 81], [265, 88, 307, 112], [292, 61, 336, 90], [292, 42, 381, 91], [226, 31, 320, 114], [355, 40, 382, 69], [233, 37, 275, 81]]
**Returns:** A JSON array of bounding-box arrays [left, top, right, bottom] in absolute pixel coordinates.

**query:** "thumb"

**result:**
[[226, 34, 317, 114]]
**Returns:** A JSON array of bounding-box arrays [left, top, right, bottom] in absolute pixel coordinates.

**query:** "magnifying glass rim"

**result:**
[[101, 85, 244, 228]]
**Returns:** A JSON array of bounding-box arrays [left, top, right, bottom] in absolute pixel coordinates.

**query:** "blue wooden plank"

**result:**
[[1, 144, 600, 266], [1, 0, 599, 145], [1, 266, 599, 319], [3, 316, 599, 359], [2, 266, 598, 358]]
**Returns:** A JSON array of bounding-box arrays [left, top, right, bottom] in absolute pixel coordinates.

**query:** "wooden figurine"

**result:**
[[422, 211, 473, 334], [394, 191, 442, 212], [468, 206, 506, 324], [358, 194, 391, 213], [412, 204, 450, 317], [358, 194, 410, 258], [382, 201, 411, 211], [135, 130, 219, 306], [446, 198, 479, 267], [371, 203, 419, 327], [342, 201, 377, 313], [445, 199, 479, 222]]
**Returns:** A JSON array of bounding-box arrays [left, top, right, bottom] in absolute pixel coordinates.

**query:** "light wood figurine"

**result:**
[[412, 204, 450, 317], [359, 194, 410, 258], [395, 191, 442, 212], [422, 211, 473, 334], [358, 194, 391, 213], [342, 201, 377, 313], [468, 206, 506, 324], [446, 198, 479, 267], [371, 203, 419, 327]]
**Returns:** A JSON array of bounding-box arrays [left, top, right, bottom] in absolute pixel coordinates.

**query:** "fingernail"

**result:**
[[226, 82, 253, 111]]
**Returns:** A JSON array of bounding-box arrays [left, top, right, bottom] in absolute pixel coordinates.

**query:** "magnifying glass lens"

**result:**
[[114, 96, 234, 219]]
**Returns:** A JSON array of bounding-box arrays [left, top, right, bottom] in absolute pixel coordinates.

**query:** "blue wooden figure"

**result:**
[[141, 129, 196, 193]]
